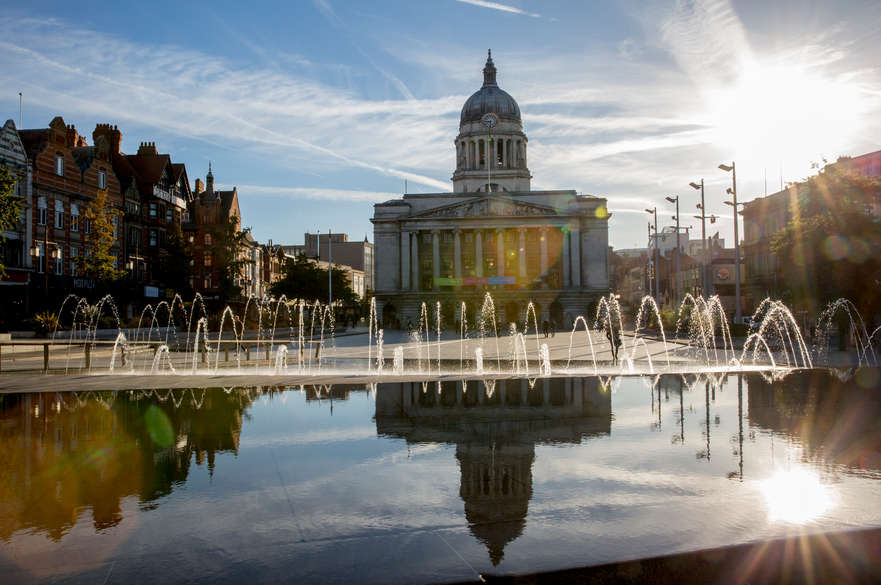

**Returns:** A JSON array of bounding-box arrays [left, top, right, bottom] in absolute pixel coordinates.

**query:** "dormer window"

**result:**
[[55, 155, 64, 176], [98, 169, 106, 189]]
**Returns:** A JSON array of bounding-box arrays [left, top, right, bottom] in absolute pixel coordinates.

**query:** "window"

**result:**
[[205, 233, 212, 246], [204, 253, 213, 267], [84, 219, 92, 235], [112, 215, 119, 239], [55, 155, 64, 176], [37, 197, 47, 226], [70, 203, 79, 232], [98, 169, 106, 190], [149, 202, 158, 218], [188, 234, 195, 243], [183, 210, 190, 223], [165, 208, 172, 223], [149, 229, 158, 246], [55, 249, 63, 275], [54, 200, 64, 229], [70, 247, 79, 276]]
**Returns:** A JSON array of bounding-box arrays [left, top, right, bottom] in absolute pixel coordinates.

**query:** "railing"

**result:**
[[0, 339, 322, 374]]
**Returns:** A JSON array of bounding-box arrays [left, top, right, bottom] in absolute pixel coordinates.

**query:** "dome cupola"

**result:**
[[453, 50, 531, 193], [460, 50, 522, 127]]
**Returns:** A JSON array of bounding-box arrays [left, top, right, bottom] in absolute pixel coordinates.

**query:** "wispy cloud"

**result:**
[[454, 0, 540, 18], [228, 185, 401, 203]]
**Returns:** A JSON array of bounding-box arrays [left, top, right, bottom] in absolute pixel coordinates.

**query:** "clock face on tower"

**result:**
[[481, 113, 498, 128]]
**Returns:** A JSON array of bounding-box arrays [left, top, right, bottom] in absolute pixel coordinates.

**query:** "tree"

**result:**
[[212, 216, 247, 303], [79, 190, 125, 282], [270, 254, 356, 304], [770, 164, 881, 315], [0, 166, 24, 276]]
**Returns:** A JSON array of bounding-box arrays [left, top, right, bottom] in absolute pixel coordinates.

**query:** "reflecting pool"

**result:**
[[2, 370, 881, 584]]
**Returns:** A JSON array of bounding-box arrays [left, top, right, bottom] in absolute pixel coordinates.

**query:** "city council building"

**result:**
[[372, 51, 610, 329]]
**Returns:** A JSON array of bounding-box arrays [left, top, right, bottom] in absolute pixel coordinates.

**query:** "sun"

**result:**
[[760, 467, 834, 524], [705, 57, 866, 176]]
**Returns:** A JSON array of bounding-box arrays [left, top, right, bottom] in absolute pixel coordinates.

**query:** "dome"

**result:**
[[460, 51, 521, 126]]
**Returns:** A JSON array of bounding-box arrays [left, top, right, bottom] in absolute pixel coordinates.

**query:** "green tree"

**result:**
[[770, 164, 881, 314], [79, 190, 125, 281], [0, 166, 25, 276], [270, 254, 356, 303], [212, 217, 247, 303]]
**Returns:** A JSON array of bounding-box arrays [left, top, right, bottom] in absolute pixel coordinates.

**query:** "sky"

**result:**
[[2, 0, 880, 250]]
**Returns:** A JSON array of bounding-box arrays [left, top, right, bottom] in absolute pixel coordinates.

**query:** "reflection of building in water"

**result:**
[[0, 389, 253, 541], [747, 370, 881, 472], [376, 378, 611, 565]]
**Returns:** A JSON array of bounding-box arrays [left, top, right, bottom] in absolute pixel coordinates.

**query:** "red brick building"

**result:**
[[185, 166, 242, 299], [19, 117, 123, 306]]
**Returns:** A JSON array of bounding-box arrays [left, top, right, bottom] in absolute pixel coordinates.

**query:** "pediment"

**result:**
[[411, 196, 558, 219]]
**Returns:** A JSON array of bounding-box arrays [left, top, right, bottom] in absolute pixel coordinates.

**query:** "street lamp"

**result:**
[[689, 179, 708, 296], [719, 161, 742, 323], [665, 196, 681, 304], [644, 207, 659, 300], [30, 239, 60, 302]]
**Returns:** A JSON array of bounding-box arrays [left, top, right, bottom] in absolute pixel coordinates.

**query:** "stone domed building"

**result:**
[[372, 51, 610, 329]]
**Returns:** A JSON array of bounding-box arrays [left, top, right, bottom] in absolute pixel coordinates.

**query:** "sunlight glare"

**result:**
[[760, 468, 834, 524], [706, 58, 866, 175]]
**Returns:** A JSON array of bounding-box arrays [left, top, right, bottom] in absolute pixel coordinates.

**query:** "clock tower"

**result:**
[[452, 50, 532, 193]]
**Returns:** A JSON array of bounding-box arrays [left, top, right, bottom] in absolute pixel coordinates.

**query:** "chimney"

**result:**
[[93, 124, 122, 155], [137, 141, 158, 156], [195, 178, 204, 195], [65, 124, 81, 148]]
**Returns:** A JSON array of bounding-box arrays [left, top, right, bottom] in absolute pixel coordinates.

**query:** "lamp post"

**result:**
[[665, 196, 681, 304], [644, 207, 659, 300], [719, 162, 742, 323], [693, 212, 719, 295], [30, 232, 59, 304], [481, 113, 498, 192], [689, 179, 708, 296]]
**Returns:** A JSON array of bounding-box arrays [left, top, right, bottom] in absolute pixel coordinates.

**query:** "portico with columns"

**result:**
[[372, 52, 610, 328]]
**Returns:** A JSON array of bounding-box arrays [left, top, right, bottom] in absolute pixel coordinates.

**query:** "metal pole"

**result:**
[[328, 229, 332, 309], [647, 222, 652, 297], [19, 92, 22, 128], [700, 179, 707, 296], [732, 163, 742, 324], [653, 208, 659, 301], [675, 198, 680, 304]]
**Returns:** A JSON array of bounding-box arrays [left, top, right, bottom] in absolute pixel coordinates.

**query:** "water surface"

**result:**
[[2, 369, 881, 584]]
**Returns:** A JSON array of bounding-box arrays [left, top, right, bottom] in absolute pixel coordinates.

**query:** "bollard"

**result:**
[[85, 344, 91, 369], [201, 342, 207, 365], [314, 341, 321, 361], [225, 343, 229, 362], [0, 344, 3, 374], [43, 344, 49, 373], [122, 344, 128, 367], [245, 345, 250, 361]]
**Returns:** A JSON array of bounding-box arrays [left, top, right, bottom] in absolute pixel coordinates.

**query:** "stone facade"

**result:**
[[372, 53, 610, 329]]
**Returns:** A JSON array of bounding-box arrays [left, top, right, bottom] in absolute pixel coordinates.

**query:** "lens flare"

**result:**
[[761, 468, 834, 524]]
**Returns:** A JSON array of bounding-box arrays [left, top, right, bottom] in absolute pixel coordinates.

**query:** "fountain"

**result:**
[[19, 290, 867, 389]]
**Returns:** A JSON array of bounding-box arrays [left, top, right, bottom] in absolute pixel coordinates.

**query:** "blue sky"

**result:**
[[2, 0, 880, 249]]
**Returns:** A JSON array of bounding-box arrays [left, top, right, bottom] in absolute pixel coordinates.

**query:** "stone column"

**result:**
[[475, 230, 484, 278], [432, 230, 440, 290], [411, 231, 420, 290], [518, 227, 527, 278], [496, 228, 505, 277], [453, 229, 462, 280], [540, 226, 549, 275], [562, 228, 570, 287], [570, 224, 581, 288], [400, 231, 410, 291]]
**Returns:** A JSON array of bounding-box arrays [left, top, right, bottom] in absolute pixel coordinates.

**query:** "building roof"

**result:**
[[18, 129, 49, 163], [460, 50, 521, 126]]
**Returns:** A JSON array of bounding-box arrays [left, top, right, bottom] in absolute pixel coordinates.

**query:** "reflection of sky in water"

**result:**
[[0, 371, 880, 584]]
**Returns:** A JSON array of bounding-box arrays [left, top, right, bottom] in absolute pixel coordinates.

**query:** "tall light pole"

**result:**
[[328, 228, 333, 309], [689, 179, 708, 296], [644, 207, 659, 300], [719, 162, 742, 324], [694, 212, 719, 295], [665, 196, 681, 304], [481, 113, 498, 192]]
